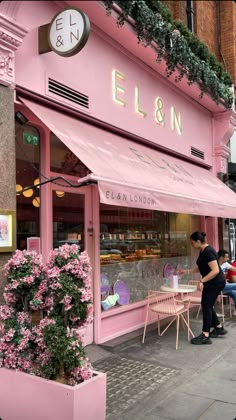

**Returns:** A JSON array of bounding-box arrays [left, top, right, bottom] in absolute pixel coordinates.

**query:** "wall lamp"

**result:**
[[15, 111, 28, 125]]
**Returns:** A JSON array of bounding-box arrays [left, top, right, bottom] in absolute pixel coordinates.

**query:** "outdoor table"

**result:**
[[160, 283, 197, 294]]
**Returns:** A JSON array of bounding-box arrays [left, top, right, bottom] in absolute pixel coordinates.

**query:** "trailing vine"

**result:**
[[103, 0, 233, 109]]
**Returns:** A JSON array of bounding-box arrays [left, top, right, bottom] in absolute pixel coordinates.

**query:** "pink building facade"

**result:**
[[0, 0, 236, 344]]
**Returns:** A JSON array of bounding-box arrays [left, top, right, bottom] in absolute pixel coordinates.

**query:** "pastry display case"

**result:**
[[100, 234, 161, 265]]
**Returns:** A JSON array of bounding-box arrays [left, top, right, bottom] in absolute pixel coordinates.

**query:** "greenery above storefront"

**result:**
[[104, 0, 233, 109]]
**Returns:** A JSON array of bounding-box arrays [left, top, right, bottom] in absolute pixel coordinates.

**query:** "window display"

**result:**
[[100, 205, 200, 309]]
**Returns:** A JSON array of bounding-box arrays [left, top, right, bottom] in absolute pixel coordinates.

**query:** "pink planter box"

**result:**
[[0, 368, 106, 420]]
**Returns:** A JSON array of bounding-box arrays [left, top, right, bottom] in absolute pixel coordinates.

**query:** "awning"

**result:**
[[21, 98, 236, 218]]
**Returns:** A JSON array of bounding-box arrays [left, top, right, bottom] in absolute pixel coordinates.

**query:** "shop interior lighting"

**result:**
[[16, 184, 23, 195], [22, 188, 34, 198], [55, 191, 65, 197], [34, 178, 40, 188], [32, 197, 40, 208]]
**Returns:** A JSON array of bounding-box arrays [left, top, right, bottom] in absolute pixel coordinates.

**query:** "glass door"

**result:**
[[53, 191, 85, 251], [52, 188, 94, 344]]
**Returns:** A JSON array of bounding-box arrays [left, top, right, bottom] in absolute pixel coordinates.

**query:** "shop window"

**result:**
[[100, 204, 200, 309], [50, 132, 91, 178], [16, 123, 40, 250], [53, 191, 85, 251]]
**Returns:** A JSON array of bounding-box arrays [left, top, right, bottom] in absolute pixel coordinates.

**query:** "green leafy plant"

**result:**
[[104, 0, 233, 108]]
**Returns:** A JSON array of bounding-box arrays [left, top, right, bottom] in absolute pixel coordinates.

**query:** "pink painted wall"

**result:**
[[14, 1, 213, 166]]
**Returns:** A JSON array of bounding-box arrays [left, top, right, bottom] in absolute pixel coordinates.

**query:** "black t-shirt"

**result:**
[[196, 245, 225, 284]]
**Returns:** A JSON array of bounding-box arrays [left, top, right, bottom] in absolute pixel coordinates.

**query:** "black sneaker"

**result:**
[[209, 326, 228, 338], [191, 333, 212, 345]]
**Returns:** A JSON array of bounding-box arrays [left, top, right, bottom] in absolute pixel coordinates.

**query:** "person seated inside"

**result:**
[[218, 249, 236, 316]]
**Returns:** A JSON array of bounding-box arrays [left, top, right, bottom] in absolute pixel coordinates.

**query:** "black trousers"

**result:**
[[201, 279, 225, 332]]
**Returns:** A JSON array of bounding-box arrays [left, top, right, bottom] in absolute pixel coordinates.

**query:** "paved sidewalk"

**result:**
[[86, 315, 236, 420]]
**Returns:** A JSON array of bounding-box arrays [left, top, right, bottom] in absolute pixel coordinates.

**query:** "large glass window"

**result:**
[[100, 204, 200, 309], [53, 192, 85, 251], [16, 122, 40, 250]]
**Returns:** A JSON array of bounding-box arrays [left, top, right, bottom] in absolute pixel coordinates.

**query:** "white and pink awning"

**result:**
[[21, 98, 236, 218]]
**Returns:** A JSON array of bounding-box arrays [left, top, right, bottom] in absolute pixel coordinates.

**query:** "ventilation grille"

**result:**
[[48, 78, 89, 109], [191, 146, 204, 160]]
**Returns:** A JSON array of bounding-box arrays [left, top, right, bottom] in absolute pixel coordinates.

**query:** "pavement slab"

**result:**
[[86, 314, 236, 419], [197, 401, 236, 420], [93, 355, 180, 419], [146, 392, 214, 420], [179, 376, 236, 405]]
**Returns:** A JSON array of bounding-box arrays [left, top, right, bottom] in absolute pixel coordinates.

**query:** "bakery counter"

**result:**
[[100, 254, 161, 265]]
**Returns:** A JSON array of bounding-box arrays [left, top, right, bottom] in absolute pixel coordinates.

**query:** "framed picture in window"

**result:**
[[0, 210, 16, 252]]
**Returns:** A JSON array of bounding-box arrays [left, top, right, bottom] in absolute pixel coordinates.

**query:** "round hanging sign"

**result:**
[[48, 8, 90, 57]]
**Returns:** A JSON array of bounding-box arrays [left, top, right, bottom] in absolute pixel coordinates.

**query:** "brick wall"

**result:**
[[220, 0, 236, 82], [163, 0, 187, 23], [162, 0, 236, 84], [194, 1, 220, 60]]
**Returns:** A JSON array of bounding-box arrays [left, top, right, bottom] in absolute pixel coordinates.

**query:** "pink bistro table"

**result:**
[[160, 283, 197, 337], [160, 283, 197, 294]]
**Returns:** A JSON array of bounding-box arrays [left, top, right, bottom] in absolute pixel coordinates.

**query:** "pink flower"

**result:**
[[47, 267, 61, 279], [3, 292, 17, 304], [10, 280, 20, 290], [50, 281, 62, 290], [39, 318, 56, 328], [67, 357, 93, 385], [80, 288, 93, 303], [0, 305, 14, 321], [61, 295, 73, 311], [22, 275, 35, 285], [17, 312, 31, 324], [45, 296, 54, 309], [3, 328, 15, 342]]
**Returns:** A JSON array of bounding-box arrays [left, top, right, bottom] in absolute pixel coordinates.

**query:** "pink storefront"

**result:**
[[1, 0, 236, 344]]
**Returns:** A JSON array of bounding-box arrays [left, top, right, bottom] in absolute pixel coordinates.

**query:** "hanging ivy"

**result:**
[[103, 0, 233, 109]]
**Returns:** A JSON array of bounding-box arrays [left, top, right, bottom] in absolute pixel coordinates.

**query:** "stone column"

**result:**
[[213, 111, 236, 177], [0, 12, 28, 300], [0, 85, 15, 299], [212, 110, 236, 252]]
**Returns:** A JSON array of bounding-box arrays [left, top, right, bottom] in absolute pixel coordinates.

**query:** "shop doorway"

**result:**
[[52, 188, 94, 344]]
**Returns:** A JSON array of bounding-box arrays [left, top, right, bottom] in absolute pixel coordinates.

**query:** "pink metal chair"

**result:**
[[184, 282, 233, 323], [182, 280, 202, 319], [142, 290, 191, 350], [217, 292, 233, 323]]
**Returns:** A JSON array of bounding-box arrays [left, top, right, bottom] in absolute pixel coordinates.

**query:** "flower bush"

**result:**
[[46, 244, 93, 329], [3, 249, 48, 312], [0, 250, 48, 374], [0, 245, 94, 385]]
